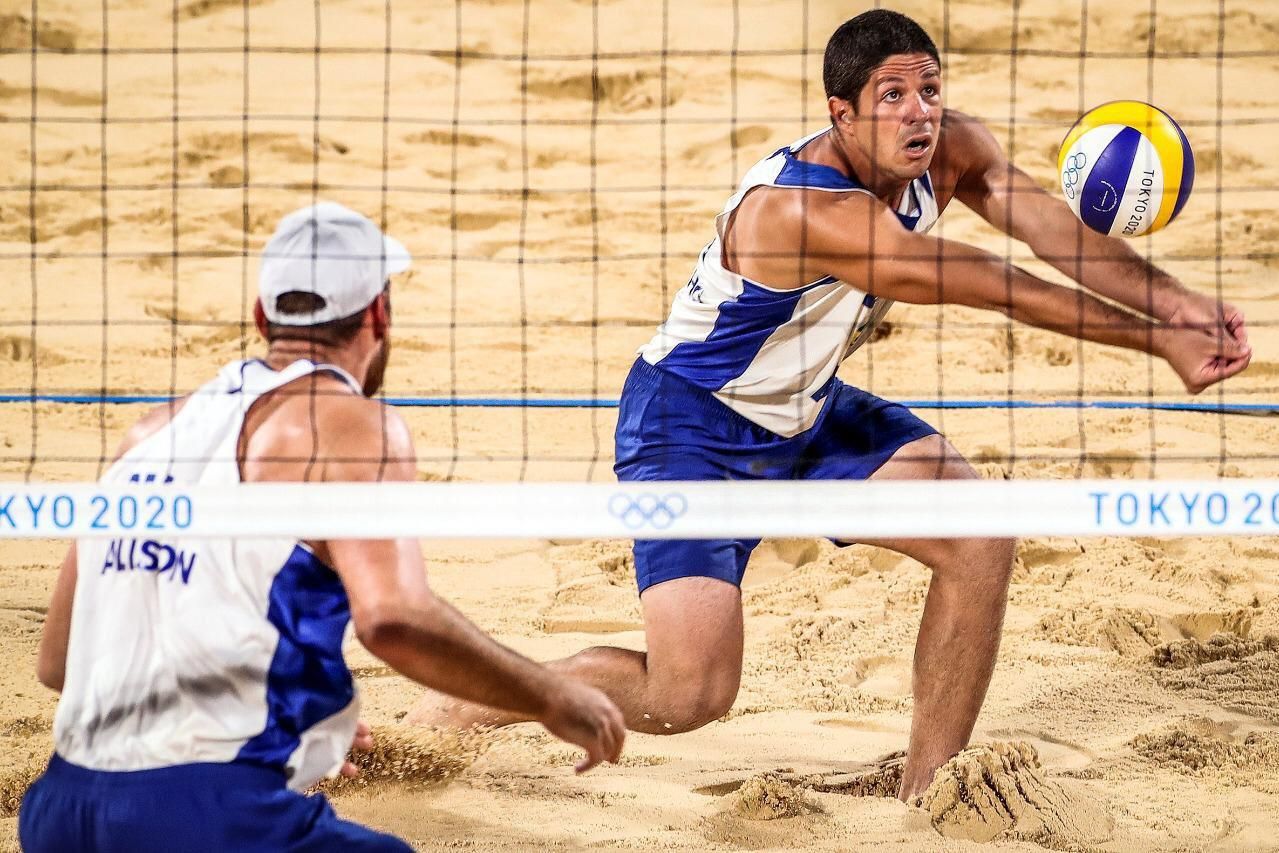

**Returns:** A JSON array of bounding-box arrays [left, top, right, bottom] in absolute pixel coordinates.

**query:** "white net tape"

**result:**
[[6, 480, 1279, 540]]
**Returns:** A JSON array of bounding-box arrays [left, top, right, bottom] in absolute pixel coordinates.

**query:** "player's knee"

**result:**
[[650, 666, 740, 733], [663, 686, 738, 733]]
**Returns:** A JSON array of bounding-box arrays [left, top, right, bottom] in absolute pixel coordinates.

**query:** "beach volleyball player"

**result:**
[[20, 203, 625, 852], [413, 10, 1250, 800]]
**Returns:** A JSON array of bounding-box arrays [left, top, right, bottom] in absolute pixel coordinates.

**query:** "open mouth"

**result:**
[[903, 136, 931, 154]]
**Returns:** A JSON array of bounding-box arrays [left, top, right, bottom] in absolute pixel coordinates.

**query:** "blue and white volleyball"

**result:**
[[1058, 101, 1195, 237]]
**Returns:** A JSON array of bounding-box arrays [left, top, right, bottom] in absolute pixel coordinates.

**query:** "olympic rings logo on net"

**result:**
[[1061, 152, 1087, 199], [608, 492, 689, 530]]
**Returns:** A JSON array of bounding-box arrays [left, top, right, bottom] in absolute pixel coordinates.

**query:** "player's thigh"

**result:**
[[859, 433, 1010, 572], [639, 576, 744, 699], [869, 432, 977, 484]]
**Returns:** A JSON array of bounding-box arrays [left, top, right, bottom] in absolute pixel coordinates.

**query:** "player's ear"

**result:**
[[828, 95, 855, 127], [369, 290, 390, 340], [253, 299, 269, 338]]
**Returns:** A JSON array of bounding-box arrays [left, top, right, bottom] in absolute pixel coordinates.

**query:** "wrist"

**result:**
[[1148, 324, 1172, 359], [1149, 277, 1187, 321], [534, 671, 569, 720]]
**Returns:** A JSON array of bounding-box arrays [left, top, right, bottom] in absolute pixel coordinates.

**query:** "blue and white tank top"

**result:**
[[638, 128, 941, 437], [55, 359, 361, 791]]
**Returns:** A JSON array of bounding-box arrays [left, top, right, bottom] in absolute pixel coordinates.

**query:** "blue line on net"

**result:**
[[1, 393, 1274, 413]]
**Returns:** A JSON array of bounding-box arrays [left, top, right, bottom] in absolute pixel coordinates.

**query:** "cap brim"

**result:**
[[383, 234, 411, 276]]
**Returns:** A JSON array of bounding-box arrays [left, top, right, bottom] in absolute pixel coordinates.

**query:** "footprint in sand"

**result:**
[[0, 13, 77, 51], [843, 654, 912, 700], [0, 334, 65, 367], [177, 0, 270, 22], [742, 538, 828, 588], [523, 67, 680, 113], [693, 753, 904, 802], [814, 717, 902, 735], [985, 728, 1095, 771], [539, 540, 641, 634], [404, 129, 500, 150], [1039, 603, 1261, 661]]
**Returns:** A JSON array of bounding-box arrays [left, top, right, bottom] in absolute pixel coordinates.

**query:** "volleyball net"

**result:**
[[1, 0, 1276, 539]]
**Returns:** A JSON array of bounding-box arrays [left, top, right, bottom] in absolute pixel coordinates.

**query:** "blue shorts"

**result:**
[[19, 754, 412, 853], [614, 359, 937, 592]]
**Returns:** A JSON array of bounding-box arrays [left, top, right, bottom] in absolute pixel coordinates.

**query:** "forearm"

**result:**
[[361, 598, 561, 718], [1028, 212, 1184, 320], [997, 264, 1165, 355], [925, 239, 1167, 357]]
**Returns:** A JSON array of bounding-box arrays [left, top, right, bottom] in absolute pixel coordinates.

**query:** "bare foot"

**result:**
[[403, 687, 519, 729]]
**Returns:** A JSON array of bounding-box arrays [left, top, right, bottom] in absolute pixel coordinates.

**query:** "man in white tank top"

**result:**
[[21, 202, 625, 852], [413, 10, 1252, 803]]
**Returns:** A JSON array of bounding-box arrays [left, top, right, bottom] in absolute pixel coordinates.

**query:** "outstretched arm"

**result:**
[[949, 112, 1247, 344], [810, 193, 1250, 394], [318, 403, 625, 772]]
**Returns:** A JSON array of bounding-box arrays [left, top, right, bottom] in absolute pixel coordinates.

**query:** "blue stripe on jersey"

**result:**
[[774, 155, 861, 191], [1080, 126, 1140, 234], [775, 148, 923, 230], [235, 545, 353, 778], [656, 278, 815, 389]]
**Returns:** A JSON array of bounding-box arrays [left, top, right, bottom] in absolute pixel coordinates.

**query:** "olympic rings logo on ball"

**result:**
[[1061, 152, 1087, 199], [608, 492, 688, 530]]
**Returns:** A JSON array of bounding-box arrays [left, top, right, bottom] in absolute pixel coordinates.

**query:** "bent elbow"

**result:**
[[355, 601, 438, 659], [36, 661, 64, 693], [354, 607, 408, 655]]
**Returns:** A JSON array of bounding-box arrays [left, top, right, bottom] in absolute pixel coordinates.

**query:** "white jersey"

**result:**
[[639, 128, 941, 437], [55, 359, 362, 791]]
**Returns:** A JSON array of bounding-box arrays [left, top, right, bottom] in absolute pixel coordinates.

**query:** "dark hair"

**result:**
[[266, 290, 375, 345], [823, 10, 940, 110]]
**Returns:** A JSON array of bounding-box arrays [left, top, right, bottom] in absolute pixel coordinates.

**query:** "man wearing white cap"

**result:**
[[21, 202, 626, 852]]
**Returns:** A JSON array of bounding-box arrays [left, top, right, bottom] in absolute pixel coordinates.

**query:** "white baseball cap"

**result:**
[[259, 201, 411, 326]]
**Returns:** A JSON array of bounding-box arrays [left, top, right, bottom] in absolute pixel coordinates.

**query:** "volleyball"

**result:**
[[1057, 100, 1195, 237]]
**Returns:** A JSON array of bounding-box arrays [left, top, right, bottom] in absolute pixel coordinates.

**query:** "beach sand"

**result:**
[[2, 0, 1278, 849]]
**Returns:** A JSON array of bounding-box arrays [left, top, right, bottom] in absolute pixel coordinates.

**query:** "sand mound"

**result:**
[[729, 773, 823, 821], [1153, 633, 1278, 669], [1037, 606, 1164, 657], [701, 772, 832, 849], [1153, 635, 1279, 724], [1131, 718, 1279, 776], [316, 725, 494, 794], [916, 742, 1113, 846]]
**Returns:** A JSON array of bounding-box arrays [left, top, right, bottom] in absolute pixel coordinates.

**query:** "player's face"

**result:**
[[851, 53, 942, 181]]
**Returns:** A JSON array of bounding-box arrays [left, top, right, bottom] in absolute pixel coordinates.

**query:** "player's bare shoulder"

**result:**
[[241, 371, 414, 483], [115, 396, 191, 459], [933, 110, 1007, 198]]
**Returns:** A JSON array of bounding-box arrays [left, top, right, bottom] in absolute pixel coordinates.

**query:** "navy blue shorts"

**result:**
[[614, 359, 937, 592], [19, 754, 412, 853]]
